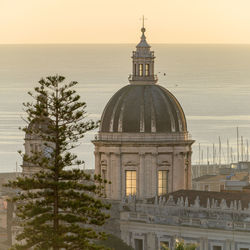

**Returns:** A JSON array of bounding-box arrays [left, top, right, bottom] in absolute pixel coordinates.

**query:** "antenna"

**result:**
[[219, 136, 221, 168], [213, 143, 215, 165], [207, 146, 209, 165], [241, 136, 244, 162], [230, 147, 233, 164], [247, 139, 249, 162], [237, 127, 239, 163]]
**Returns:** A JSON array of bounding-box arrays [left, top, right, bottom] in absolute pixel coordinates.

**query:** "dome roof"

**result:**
[[25, 117, 53, 139], [100, 84, 187, 133]]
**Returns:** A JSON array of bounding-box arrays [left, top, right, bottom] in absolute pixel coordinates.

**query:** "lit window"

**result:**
[[145, 64, 149, 76], [158, 170, 168, 195], [126, 170, 136, 196], [139, 64, 143, 76]]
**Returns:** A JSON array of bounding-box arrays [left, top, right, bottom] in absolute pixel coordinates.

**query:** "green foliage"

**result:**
[[174, 239, 197, 250], [97, 234, 134, 250], [7, 76, 110, 250]]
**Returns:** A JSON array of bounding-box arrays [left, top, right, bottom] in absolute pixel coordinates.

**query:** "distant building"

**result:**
[[192, 172, 250, 192]]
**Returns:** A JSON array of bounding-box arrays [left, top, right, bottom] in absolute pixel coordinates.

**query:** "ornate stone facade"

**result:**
[[120, 190, 250, 250]]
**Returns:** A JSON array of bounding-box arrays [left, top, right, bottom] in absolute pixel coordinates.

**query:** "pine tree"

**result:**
[[7, 75, 110, 250]]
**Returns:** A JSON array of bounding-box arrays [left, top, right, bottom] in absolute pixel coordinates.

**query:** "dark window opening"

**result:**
[[135, 239, 143, 250], [145, 64, 149, 76]]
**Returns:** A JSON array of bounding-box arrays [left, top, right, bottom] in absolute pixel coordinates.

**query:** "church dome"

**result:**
[[25, 117, 53, 139], [100, 21, 187, 134], [100, 84, 187, 133]]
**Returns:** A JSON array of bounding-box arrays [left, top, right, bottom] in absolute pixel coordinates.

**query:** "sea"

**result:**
[[1, 44, 250, 172]]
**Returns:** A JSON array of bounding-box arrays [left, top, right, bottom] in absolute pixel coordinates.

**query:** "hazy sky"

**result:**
[[1, 0, 250, 44]]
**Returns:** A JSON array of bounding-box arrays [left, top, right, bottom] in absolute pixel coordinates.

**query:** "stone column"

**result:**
[[230, 240, 235, 250], [115, 152, 122, 200], [201, 237, 208, 250], [146, 232, 155, 250], [151, 152, 158, 197], [139, 152, 145, 199], [172, 150, 185, 191], [188, 149, 192, 189], [106, 152, 111, 198], [94, 150, 101, 175]]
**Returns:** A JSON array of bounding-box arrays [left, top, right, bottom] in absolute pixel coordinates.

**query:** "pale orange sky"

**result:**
[[1, 0, 250, 44]]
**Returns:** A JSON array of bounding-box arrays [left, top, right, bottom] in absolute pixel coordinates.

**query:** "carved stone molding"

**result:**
[[158, 160, 171, 167], [124, 161, 139, 167]]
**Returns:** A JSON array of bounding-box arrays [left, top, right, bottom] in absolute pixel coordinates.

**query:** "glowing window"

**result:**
[[126, 170, 136, 196], [158, 170, 168, 196], [145, 64, 149, 76], [139, 64, 143, 76]]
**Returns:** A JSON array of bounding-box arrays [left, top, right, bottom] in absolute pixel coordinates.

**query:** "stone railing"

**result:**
[[128, 74, 158, 82], [120, 194, 250, 230], [94, 132, 192, 142]]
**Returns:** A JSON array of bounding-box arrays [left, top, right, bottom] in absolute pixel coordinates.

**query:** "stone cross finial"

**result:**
[[207, 198, 210, 209], [234, 200, 237, 210], [166, 195, 175, 206], [220, 199, 227, 209], [194, 196, 200, 208], [238, 200, 242, 211], [154, 195, 158, 205]]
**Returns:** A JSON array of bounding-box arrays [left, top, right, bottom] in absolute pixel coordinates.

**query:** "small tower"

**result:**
[[22, 95, 53, 175], [129, 17, 157, 85]]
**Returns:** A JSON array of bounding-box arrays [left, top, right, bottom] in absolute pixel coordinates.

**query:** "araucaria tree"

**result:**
[[8, 76, 110, 250]]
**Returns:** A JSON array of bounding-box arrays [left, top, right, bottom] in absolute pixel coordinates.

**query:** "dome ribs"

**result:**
[[122, 86, 141, 132], [159, 86, 187, 132], [154, 86, 176, 132], [100, 86, 128, 132], [99, 85, 187, 134], [144, 86, 153, 133]]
